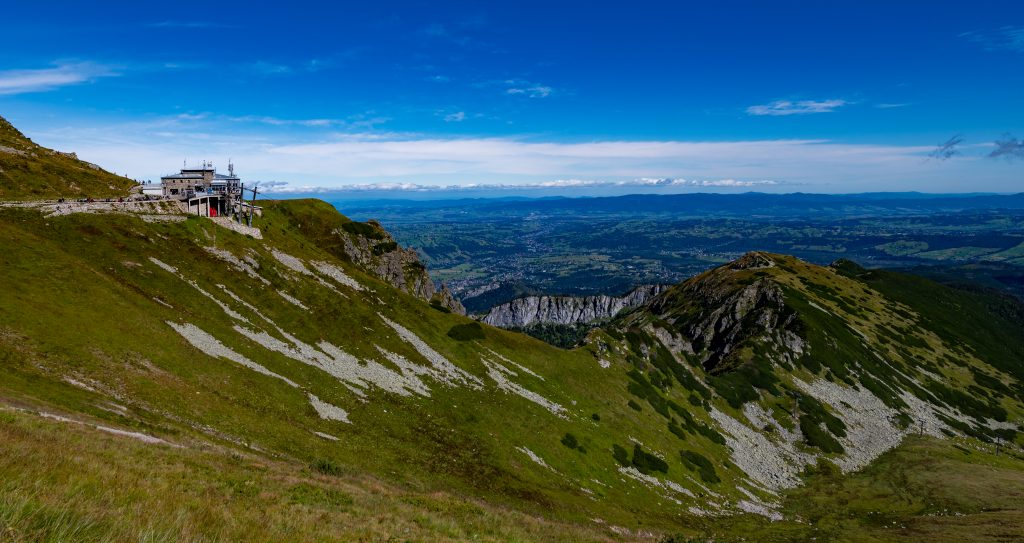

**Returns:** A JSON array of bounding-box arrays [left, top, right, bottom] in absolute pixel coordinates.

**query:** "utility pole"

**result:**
[[237, 183, 245, 224], [246, 184, 261, 227]]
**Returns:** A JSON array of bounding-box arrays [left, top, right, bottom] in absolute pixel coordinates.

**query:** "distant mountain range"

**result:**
[[337, 191, 1024, 223]]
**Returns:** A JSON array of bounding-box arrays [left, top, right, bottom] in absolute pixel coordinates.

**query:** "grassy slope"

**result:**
[[0, 203, 1021, 541], [704, 436, 1024, 542], [0, 115, 135, 200], [3, 408, 1021, 542], [0, 406, 616, 542], [0, 202, 720, 538]]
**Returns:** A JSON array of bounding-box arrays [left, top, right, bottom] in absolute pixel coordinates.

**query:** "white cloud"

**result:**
[[746, 99, 848, 116], [960, 26, 1024, 52], [199, 114, 389, 129], [444, 111, 466, 122], [258, 177, 784, 194], [0, 62, 118, 95], [149, 21, 234, 29], [506, 85, 552, 98], [247, 61, 292, 75], [25, 116, 1014, 192]]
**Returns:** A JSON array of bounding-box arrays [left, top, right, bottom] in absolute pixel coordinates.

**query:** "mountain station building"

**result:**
[[160, 161, 241, 199], [160, 161, 248, 218]]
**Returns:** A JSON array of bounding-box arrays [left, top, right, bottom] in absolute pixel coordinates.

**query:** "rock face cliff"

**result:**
[[480, 284, 667, 328]]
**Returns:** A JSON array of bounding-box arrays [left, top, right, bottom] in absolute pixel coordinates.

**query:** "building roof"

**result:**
[[161, 172, 205, 180], [161, 165, 240, 183]]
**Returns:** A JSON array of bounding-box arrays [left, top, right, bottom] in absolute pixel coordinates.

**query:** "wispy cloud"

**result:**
[[33, 112, 1015, 192], [419, 18, 492, 48], [443, 111, 466, 122], [0, 62, 119, 95], [989, 134, 1024, 160], [746, 99, 848, 116], [260, 177, 785, 194], [246, 61, 293, 76], [875, 102, 910, 109], [41, 117, 967, 191], [148, 21, 235, 29], [473, 78, 556, 98], [960, 26, 1024, 52], [419, 23, 473, 47], [242, 55, 349, 77], [504, 79, 553, 98], [222, 114, 390, 129], [928, 134, 963, 160], [507, 85, 552, 98]]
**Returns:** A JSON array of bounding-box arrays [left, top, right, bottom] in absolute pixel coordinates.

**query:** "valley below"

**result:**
[[335, 194, 1024, 314]]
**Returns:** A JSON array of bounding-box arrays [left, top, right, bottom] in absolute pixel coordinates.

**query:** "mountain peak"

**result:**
[[728, 251, 778, 270]]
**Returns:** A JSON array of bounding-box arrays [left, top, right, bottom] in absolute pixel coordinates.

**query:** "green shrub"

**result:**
[[591, 413, 601, 422], [798, 395, 847, 438], [695, 423, 727, 446], [679, 450, 720, 484], [627, 399, 643, 411], [707, 358, 779, 408], [341, 221, 385, 239], [631, 444, 669, 474], [514, 322, 594, 348], [311, 459, 347, 477], [799, 418, 844, 454], [560, 433, 579, 449], [612, 444, 630, 466], [288, 483, 353, 508], [372, 241, 398, 255], [447, 322, 485, 341], [429, 301, 452, 313], [668, 421, 688, 440], [626, 369, 671, 418]]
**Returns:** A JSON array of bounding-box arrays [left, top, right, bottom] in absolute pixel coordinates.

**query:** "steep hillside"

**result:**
[[0, 195, 1021, 541], [261, 198, 464, 313], [0, 115, 136, 200]]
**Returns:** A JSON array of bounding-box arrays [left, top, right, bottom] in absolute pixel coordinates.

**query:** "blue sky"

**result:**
[[1, 1, 1022, 194]]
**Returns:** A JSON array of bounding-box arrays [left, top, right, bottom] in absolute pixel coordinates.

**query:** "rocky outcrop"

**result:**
[[481, 284, 668, 328], [647, 252, 803, 372], [334, 220, 465, 314], [431, 284, 466, 315]]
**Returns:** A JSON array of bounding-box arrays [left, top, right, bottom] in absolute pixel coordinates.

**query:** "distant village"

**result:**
[[139, 161, 262, 224]]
